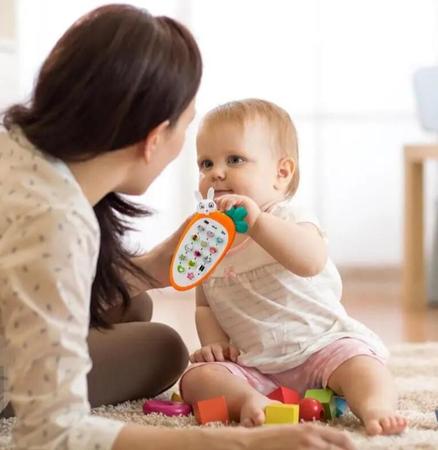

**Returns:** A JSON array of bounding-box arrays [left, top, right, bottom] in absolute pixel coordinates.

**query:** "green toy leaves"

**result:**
[[225, 206, 249, 233]]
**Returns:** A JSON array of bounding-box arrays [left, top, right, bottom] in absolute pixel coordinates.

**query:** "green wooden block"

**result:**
[[304, 388, 336, 420]]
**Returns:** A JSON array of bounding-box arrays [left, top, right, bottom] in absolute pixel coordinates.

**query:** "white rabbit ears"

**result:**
[[194, 191, 203, 202], [194, 187, 215, 202]]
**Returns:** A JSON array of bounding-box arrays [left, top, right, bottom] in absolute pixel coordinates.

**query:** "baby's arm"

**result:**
[[195, 286, 229, 346], [250, 213, 327, 277], [191, 286, 239, 363]]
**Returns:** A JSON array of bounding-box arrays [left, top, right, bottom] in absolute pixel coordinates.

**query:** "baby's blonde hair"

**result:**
[[199, 98, 299, 197]]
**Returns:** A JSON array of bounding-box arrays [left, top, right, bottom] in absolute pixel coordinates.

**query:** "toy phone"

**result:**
[[169, 188, 248, 291]]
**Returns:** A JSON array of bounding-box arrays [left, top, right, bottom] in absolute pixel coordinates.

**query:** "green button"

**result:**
[[188, 260, 196, 267], [177, 265, 185, 273]]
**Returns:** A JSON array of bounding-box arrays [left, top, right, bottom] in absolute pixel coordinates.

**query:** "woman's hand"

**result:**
[[215, 194, 261, 228], [133, 216, 192, 289], [189, 341, 240, 363], [246, 423, 356, 450]]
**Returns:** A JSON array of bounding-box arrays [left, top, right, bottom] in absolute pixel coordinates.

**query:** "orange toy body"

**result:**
[[193, 396, 229, 425], [169, 211, 236, 291]]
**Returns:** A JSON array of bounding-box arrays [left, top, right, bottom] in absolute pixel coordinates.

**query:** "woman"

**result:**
[[0, 4, 355, 450]]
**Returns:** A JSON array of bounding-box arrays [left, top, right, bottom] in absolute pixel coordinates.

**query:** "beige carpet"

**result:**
[[0, 342, 437, 449]]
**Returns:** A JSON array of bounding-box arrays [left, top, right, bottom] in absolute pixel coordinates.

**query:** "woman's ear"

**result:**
[[139, 120, 170, 163], [275, 157, 295, 191]]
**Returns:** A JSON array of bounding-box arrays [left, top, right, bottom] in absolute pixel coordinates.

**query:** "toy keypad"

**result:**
[[170, 212, 235, 290]]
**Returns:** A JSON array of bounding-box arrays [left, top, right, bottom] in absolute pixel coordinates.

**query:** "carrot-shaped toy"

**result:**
[[169, 187, 248, 291]]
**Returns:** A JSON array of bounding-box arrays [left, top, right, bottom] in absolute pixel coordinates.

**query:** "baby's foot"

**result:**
[[240, 393, 279, 428], [361, 408, 408, 435]]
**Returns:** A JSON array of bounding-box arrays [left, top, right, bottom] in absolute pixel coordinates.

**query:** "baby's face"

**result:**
[[197, 120, 282, 208]]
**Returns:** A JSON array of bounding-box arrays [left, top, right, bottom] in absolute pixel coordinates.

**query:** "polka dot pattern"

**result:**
[[0, 129, 123, 448]]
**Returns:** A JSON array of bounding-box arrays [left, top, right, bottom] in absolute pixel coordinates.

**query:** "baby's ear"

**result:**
[[275, 157, 296, 190], [207, 187, 215, 200], [194, 191, 203, 202]]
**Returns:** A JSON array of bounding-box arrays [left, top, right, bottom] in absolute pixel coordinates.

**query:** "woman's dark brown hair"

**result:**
[[2, 4, 202, 328]]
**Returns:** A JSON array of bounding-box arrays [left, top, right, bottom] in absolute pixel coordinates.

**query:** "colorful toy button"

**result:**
[[207, 231, 215, 238], [187, 273, 194, 280], [192, 234, 199, 241], [184, 244, 192, 252], [203, 255, 212, 263], [216, 237, 224, 244], [200, 241, 208, 247], [194, 250, 202, 257], [178, 254, 186, 261], [209, 247, 217, 254], [143, 399, 192, 417], [188, 260, 196, 267], [177, 265, 185, 273]]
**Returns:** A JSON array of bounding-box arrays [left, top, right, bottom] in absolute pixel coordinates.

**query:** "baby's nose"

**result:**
[[210, 166, 226, 180]]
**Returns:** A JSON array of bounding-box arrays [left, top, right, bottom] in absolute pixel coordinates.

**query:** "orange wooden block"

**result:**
[[267, 386, 300, 404], [193, 396, 229, 424]]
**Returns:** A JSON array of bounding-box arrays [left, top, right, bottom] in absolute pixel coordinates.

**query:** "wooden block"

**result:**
[[171, 392, 183, 402], [267, 386, 300, 404], [265, 403, 299, 424], [193, 396, 229, 424], [334, 396, 348, 417], [304, 388, 336, 420]]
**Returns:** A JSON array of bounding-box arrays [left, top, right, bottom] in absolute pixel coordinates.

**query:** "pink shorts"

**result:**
[[180, 338, 386, 397]]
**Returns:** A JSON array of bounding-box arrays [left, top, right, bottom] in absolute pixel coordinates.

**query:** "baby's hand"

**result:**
[[215, 194, 261, 228], [189, 341, 240, 363]]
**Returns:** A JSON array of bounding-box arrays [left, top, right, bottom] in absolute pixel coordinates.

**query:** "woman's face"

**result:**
[[125, 99, 196, 195]]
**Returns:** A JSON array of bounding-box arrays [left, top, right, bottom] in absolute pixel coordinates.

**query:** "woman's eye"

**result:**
[[227, 155, 245, 165], [200, 160, 213, 170]]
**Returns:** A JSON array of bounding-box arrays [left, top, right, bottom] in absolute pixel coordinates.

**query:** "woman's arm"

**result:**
[[2, 209, 124, 449], [128, 217, 192, 294], [112, 422, 356, 450]]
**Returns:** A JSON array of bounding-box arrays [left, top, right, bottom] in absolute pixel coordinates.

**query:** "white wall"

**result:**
[[1, 0, 438, 267]]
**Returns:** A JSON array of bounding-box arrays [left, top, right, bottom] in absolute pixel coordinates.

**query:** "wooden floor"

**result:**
[[151, 268, 438, 353]]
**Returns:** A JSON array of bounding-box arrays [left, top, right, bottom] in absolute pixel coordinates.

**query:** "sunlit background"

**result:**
[[1, 0, 438, 272]]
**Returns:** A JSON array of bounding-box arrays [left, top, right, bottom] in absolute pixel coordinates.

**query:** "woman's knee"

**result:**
[[142, 323, 189, 381]]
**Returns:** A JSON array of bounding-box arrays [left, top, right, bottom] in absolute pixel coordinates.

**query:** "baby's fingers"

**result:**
[[211, 344, 225, 361], [228, 346, 240, 362], [200, 346, 215, 362]]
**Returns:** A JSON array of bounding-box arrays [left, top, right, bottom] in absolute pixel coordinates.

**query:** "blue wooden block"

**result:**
[[334, 396, 348, 417]]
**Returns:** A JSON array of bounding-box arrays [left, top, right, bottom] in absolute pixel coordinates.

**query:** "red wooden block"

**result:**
[[267, 386, 300, 404], [193, 396, 229, 424]]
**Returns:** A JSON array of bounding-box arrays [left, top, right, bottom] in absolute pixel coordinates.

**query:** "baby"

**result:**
[[180, 99, 407, 435]]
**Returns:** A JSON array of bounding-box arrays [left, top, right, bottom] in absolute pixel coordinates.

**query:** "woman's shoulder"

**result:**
[[0, 128, 98, 236]]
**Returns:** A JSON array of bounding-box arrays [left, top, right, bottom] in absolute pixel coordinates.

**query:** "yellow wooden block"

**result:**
[[265, 403, 299, 424], [171, 392, 183, 402]]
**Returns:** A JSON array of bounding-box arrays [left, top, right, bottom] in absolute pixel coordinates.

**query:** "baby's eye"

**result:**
[[199, 159, 213, 170], [227, 155, 245, 165]]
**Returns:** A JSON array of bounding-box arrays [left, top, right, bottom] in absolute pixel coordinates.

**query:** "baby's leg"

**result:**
[[327, 355, 407, 435], [181, 363, 277, 427]]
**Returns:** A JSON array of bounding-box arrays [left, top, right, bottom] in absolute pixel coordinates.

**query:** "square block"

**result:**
[[193, 396, 229, 425], [265, 403, 299, 424], [267, 386, 300, 404], [304, 389, 336, 420]]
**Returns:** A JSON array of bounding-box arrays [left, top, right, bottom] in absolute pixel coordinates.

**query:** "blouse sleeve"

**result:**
[[0, 206, 125, 450]]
